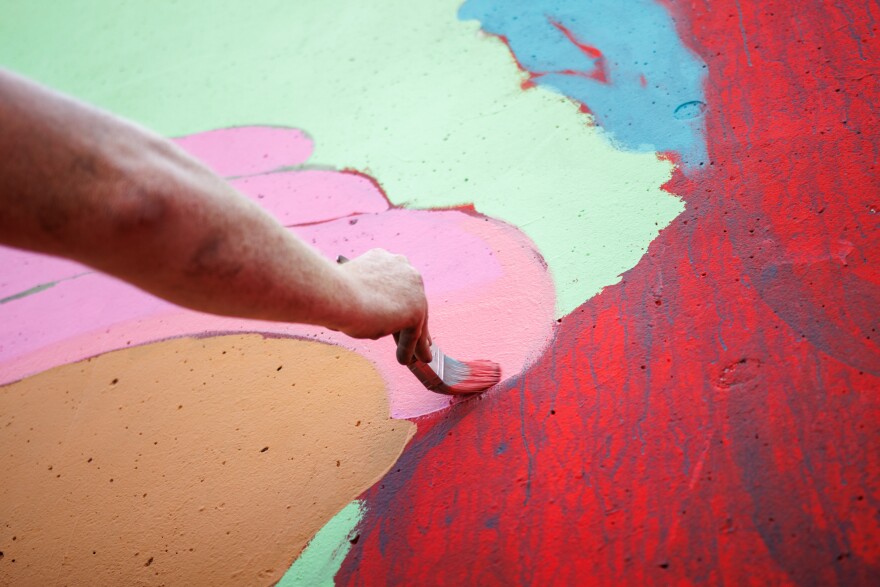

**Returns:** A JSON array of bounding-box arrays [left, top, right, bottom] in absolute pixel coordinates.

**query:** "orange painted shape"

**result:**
[[0, 334, 414, 586]]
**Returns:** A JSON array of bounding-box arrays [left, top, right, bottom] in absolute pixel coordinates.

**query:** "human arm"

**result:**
[[0, 68, 431, 364]]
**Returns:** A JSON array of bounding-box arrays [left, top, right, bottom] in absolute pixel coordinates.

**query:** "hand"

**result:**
[[336, 249, 432, 365]]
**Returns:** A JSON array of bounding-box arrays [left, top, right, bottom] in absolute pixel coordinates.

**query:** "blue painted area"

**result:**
[[459, 0, 709, 168]]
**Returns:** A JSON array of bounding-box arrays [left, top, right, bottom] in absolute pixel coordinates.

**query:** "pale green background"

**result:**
[[277, 500, 363, 586], [1, 0, 681, 314]]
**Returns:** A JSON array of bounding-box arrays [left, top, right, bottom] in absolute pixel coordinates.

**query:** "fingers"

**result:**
[[415, 313, 432, 363], [396, 327, 420, 365], [395, 327, 431, 365], [415, 332, 432, 363]]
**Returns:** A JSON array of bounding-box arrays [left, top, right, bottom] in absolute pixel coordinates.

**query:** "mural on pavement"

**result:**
[[1, 0, 877, 584]]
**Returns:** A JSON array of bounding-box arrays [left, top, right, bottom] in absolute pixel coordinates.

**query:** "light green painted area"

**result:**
[[277, 500, 364, 587], [2, 0, 682, 315]]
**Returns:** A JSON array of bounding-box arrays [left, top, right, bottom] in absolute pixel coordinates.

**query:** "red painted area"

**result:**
[[493, 33, 539, 88], [548, 18, 609, 83], [494, 29, 608, 90], [337, 1, 880, 584]]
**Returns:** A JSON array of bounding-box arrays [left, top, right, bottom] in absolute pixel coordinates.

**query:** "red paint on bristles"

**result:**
[[443, 358, 501, 394], [407, 345, 501, 395]]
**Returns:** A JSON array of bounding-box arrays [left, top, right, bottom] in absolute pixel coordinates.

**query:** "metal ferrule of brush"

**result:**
[[408, 344, 445, 391]]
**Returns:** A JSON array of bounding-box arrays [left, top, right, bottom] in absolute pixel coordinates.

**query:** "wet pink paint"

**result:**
[[0, 127, 554, 418], [172, 126, 313, 177], [229, 169, 388, 226]]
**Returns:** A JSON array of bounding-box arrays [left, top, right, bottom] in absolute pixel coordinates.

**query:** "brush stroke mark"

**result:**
[[1, 282, 57, 304], [459, 0, 709, 168], [733, 0, 753, 67], [517, 374, 534, 504], [0, 249, 90, 300], [0, 271, 90, 305]]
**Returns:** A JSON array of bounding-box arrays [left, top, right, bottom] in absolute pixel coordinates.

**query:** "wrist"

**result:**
[[324, 263, 368, 334]]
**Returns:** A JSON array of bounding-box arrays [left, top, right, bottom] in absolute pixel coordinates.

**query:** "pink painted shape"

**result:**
[[299, 210, 505, 296], [172, 126, 313, 177], [0, 212, 554, 417], [0, 126, 555, 418], [230, 170, 389, 226]]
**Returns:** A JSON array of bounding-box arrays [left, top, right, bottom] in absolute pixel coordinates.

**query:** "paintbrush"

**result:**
[[336, 255, 501, 395], [408, 341, 500, 395]]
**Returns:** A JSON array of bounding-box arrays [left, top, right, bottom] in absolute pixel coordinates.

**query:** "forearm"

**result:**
[[0, 69, 359, 329]]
